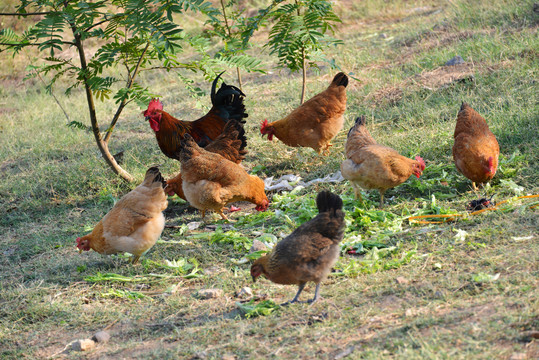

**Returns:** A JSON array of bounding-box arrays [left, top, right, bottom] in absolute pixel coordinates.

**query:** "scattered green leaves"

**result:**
[[236, 299, 280, 318]]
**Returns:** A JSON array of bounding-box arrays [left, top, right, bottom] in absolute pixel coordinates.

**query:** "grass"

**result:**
[[1, 0, 538, 358]]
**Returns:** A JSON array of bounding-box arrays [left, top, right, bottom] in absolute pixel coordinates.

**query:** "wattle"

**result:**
[[149, 118, 160, 132]]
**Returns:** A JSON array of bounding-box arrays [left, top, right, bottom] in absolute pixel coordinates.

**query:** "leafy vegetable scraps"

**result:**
[[236, 299, 280, 318]]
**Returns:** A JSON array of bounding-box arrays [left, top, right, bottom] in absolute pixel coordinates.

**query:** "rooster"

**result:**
[[453, 103, 499, 190], [251, 191, 345, 304], [166, 119, 247, 200], [76, 167, 168, 264], [260, 72, 348, 155], [143, 72, 247, 160], [178, 134, 269, 221], [341, 116, 426, 207]]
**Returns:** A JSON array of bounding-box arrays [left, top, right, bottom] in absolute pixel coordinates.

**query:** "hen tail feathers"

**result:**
[[145, 167, 166, 188], [316, 191, 343, 217], [331, 72, 349, 88]]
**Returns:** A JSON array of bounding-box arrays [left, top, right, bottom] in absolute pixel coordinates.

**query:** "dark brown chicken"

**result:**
[[453, 103, 500, 190], [251, 191, 345, 304], [165, 120, 247, 200], [143, 72, 247, 160]]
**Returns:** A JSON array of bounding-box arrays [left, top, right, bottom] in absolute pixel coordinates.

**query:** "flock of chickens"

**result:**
[[76, 71, 500, 303]]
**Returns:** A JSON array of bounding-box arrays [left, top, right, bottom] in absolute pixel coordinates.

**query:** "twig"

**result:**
[[0, 12, 50, 16], [24, 50, 71, 124]]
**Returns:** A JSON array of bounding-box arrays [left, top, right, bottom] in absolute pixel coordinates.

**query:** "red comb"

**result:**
[[260, 119, 268, 134], [415, 156, 426, 170], [148, 98, 163, 111]]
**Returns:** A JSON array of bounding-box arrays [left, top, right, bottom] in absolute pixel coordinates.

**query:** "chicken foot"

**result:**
[[281, 283, 321, 305], [281, 282, 306, 306]]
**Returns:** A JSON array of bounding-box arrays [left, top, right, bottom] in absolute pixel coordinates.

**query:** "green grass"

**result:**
[[1, 0, 538, 358]]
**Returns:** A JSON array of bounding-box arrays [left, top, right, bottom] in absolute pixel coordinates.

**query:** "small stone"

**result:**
[[445, 55, 465, 66], [92, 331, 110, 344], [222, 355, 236, 360], [395, 276, 409, 285], [236, 287, 253, 299], [197, 288, 223, 299], [509, 353, 527, 360], [249, 240, 267, 253], [379, 33, 388, 39], [405, 309, 415, 317], [187, 222, 202, 230], [70, 339, 96, 351], [192, 351, 208, 359]]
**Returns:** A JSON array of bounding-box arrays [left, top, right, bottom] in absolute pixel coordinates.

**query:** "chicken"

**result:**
[[143, 72, 247, 160], [178, 134, 269, 221], [76, 167, 168, 264], [453, 102, 499, 190], [341, 116, 426, 207], [165, 120, 247, 200], [250, 191, 345, 304], [260, 72, 348, 155]]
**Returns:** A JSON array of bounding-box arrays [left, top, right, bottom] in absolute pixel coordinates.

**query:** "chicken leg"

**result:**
[[282, 282, 306, 306]]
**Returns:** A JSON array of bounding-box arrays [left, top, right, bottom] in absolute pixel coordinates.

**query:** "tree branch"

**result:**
[[138, 65, 196, 72], [0, 12, 50, 16], [0, 41, 75, 46], [103, 41, 151, 143], [84, 13, 127, 33]]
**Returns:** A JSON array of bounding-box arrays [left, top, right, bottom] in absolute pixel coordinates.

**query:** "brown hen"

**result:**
[[76, 167, 168, 264], [341, 116, 426, 207], [260, 72, 348, 155], [453, 103, 499, 190], [165, 120, 247, 200], [178, 134, 269, 221]]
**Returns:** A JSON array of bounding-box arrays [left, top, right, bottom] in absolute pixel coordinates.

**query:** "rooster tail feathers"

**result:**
[[145, 166, 166, 188], [209, 72, 248, 123], [316, 191, 343, 216], [331, 72, 349, 88], [210, 71, 225, 104]]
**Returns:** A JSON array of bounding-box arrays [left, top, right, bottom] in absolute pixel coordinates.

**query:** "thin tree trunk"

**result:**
[[297, 1, 306, 105], [69, 21, 134, 182], [300, 46, 306, 105]]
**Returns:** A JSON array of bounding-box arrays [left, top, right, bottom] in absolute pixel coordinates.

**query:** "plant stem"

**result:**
[[297, 1, 306, 105], [300, 46, 306, 105], [104, 41, 151, 144], [220, 0, 242, 89]]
